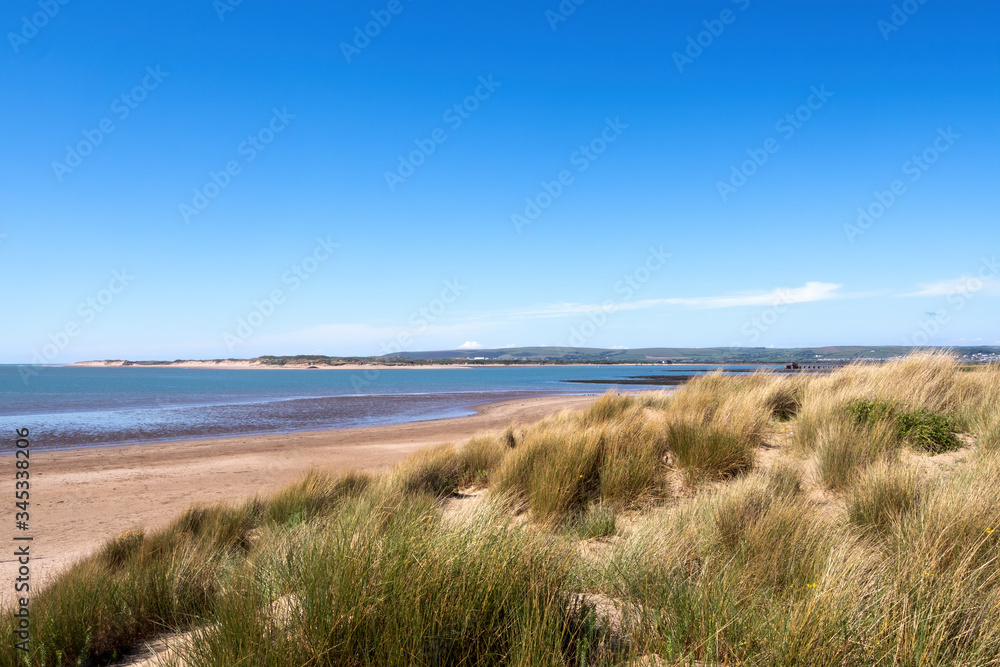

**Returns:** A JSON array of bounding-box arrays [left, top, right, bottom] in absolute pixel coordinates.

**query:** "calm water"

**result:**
[[0, 364, 765, 451]]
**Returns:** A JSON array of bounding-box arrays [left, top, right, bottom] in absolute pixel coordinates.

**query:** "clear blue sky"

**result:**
[[1, 0, 998, 362]]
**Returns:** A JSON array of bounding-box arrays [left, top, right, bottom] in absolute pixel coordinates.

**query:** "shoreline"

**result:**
[[15, 390, 594, 455], [1, 393, 599, 605], [66, 360, 685, 370]]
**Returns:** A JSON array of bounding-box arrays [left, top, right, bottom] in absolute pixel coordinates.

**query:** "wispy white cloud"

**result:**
[[902, 275, 1000, 298], [501, 282, 846, 318], [256, 282, 851, 355], [651, 281, 844, 309]]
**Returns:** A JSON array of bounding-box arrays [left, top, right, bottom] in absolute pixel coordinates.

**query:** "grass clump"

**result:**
[[181, 494, 606, 667], [492, 403, 668, 521], [393, 442, 462, 497], [816, 418, 901, 491], [667, 421, 755, 481], [765, 380, 804, 421], [454, 432, 508, 485], [846, 460, 921, 536], [265, 469, 370, 525], [766, 464, 803, 497], [493, 425, 605, 522], [574, 503, 617, 539]]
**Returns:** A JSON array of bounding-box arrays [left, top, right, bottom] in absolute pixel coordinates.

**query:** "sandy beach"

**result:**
[[1, 394, 597, 604]]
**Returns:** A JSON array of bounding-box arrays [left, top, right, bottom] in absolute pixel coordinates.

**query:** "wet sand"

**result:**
[[0, 394, 598, 603]]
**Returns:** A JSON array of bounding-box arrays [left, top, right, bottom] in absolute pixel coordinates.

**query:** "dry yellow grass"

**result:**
[[6, 353, 1000, 666]]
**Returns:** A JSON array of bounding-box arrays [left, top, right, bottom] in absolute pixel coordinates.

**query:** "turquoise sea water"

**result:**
[[0, 364, 766, 451]]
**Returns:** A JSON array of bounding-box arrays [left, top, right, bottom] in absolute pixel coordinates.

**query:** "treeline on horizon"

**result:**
[[96, 344, 1000, 367]]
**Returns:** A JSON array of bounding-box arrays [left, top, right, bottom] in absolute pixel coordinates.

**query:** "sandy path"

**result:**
[[1, 394, 598, 604]]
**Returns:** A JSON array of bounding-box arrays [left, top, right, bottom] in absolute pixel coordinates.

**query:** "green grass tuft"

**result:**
[[574, 503, 617, 539]]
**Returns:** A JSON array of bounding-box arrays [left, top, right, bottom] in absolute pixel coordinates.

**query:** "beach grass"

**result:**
[[4, 352, 1000, 666]]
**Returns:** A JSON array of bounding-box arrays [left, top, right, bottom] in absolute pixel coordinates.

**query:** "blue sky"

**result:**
[[1, 0, 998, 362]]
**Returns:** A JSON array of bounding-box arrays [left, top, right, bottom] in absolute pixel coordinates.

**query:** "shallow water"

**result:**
[[0, 364, 766, 451]]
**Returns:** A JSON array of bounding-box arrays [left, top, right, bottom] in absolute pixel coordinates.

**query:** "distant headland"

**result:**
[[72, 345, 1000, 368]]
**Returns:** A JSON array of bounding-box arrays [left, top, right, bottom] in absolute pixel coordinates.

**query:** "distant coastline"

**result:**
[[68, 344, 1000, 369], [70, 359, 682, 370]]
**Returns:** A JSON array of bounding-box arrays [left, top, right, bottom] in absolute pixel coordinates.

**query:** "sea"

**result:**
[[0, 364, 768, 452]]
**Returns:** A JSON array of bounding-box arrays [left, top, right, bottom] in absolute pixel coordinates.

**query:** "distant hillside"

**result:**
[[79, 346, 1000, 368], [379, 346, 1000, 364]]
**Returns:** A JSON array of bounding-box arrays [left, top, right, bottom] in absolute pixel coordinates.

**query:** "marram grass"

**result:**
[[4, 352, 1000, 666]]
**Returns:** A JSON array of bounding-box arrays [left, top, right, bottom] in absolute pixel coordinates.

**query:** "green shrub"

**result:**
[[844, 398, 897, 426], [897, 409, 962, 453], [843, 399, 961, 454]]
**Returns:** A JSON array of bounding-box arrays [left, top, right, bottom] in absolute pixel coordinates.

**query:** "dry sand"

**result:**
[[1, 394, 598, 604]]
